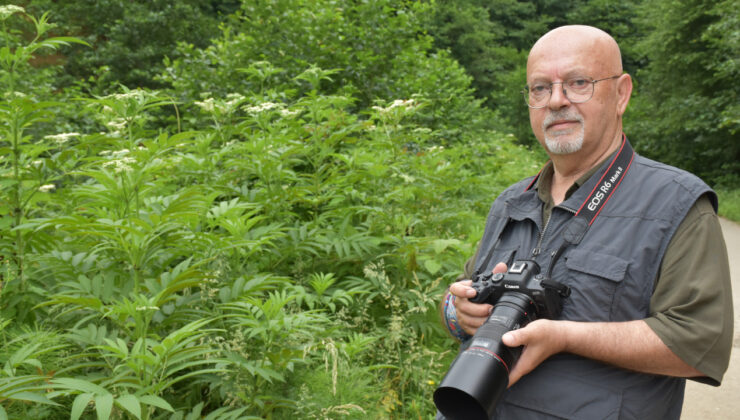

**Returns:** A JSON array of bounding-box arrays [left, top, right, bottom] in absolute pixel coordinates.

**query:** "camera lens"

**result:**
[[434, 292, 535, 420]]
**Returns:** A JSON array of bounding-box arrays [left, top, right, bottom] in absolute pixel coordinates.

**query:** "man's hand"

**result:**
[[502, 319, 567, 387], [448, 262, 507, 335], [500, 319, 705, 387]]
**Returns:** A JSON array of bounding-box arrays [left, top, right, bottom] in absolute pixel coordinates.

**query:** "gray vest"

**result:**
[[470, 152, 715, 420]]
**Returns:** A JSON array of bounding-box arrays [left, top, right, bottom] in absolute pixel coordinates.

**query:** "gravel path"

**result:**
[[681, 217, 739, 419]]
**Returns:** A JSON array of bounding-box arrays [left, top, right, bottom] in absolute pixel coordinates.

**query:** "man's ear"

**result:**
[[616, 74, 633, 116]]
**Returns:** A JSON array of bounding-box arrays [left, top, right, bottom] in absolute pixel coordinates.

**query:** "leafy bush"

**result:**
[[626, 0, 739, 185], [0, 4, 542, 418], [17, 0, 232, 90]]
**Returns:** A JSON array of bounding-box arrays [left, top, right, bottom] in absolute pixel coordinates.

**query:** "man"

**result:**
[[439, 25, 732, 419]]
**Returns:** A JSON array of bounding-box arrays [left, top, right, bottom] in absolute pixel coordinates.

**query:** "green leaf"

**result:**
[[95, 393, 114, 420], [424, 259, 442, 275], [52, 378, 108, 395], [5, 391, 58, 406], [432, 238, 461, 254], [0, 405, 7, 420], [116, 394, 141, 419], [138, 395, 174, 412], [71, 393, 93, 420]]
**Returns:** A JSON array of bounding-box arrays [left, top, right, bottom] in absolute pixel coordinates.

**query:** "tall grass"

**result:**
[[717, 189, 740, 222]]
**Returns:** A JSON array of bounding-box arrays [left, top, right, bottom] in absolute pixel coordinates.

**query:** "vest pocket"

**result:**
[[561, 249, 629, 321]]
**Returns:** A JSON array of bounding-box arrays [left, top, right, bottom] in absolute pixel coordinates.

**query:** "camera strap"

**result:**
[[473, 135, 635, 282], [544, 134, 635, 279]]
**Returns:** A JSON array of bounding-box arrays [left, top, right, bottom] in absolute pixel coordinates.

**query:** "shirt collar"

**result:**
[[534, 158, 607, 205]]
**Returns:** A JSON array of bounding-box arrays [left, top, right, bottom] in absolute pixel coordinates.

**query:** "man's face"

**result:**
[[526, 36, 618, 157]]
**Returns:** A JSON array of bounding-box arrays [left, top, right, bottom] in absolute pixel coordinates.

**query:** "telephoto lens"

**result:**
[[433, 292, 535, 420]]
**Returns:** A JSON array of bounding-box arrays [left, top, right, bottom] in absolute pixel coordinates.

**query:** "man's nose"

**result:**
[[548, 82, 572, 109]]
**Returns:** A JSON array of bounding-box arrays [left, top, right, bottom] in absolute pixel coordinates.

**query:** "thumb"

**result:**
[[492, 262, 508, 274], [502, 329, 523, 347]]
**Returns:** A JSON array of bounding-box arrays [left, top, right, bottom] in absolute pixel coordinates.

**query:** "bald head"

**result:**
[[528, 25, 623, 77]]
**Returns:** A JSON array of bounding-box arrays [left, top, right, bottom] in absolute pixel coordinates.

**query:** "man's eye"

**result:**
[[531, 85, 548, 94], [568, 78, 590, 89]]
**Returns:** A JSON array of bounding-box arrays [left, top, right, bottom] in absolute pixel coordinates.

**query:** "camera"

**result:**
[[433, 260, 570, 420]]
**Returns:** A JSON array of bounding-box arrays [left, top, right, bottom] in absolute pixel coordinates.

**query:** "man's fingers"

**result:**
[[449, 280, 476, 299], [502, 330, 521, 347], [446, 261, 507, 335], [446, 279, 493, 334], [492, 262, 508, 274], [502, 320, 567, 387], [456, 297, 493, 318]]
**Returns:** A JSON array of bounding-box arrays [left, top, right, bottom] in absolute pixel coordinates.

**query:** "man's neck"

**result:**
[[549, 134, 622, 205]]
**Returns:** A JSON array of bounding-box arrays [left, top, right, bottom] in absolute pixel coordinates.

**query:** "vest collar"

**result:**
[[504, 148, 621, 221]]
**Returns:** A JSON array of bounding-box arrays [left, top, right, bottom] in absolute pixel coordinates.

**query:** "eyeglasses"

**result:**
[[523, 75, 621, 108]]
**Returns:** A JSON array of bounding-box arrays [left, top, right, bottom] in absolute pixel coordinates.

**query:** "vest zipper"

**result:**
[[532, 206, 576, 257]]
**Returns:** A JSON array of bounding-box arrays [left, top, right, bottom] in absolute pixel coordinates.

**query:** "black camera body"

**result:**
[[433, 260, 570, 420], [470, 260, 566, 319]]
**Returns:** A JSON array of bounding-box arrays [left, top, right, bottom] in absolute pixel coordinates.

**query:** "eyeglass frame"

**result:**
[[522, 74, 622, 109]]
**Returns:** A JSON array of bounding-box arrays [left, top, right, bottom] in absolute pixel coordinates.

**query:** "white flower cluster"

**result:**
[[99, 149, 130, 157], [243, 101, 281, 114], [194, 98, 217, 113], [44, 132, 80, 145], [0, 5, 24, 20], [105, 118, 128, 131], [399, 173, 416, 183], [102, 157, 136, 173], [280, 108, 300, 118], [100, 149, 136, 173], [107, 90, 148, 102], [372, 98, 418, 114], [3, 91, 27, 100], [38, 184, 55, 193], [427, 145, 445, 153], [194, 93, 246, 114], [225, 93, 245, 108]]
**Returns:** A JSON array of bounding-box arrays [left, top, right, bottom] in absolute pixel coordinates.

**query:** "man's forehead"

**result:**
[[527, 26, 621, 76], [527, 67, 591, 82], [526, 51, 598, 81]]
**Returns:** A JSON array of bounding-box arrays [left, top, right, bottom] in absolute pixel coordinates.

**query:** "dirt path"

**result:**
[[681, 217, 739, 419]]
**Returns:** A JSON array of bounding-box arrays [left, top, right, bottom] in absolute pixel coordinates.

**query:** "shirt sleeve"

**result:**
[[644, 194, 733, 385]]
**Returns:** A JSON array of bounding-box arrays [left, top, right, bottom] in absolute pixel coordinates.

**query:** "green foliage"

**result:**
[[0, 6, 89, 323], [629, 0, 739, 185], [17, 0, 232, 90], [0, 4, 542, 418], [161, 0, 494, 146], [717, 189, 740, 222]]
